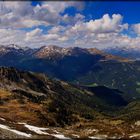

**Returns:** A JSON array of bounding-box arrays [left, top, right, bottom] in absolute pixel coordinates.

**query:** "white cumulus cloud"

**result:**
[[132, 23, 140, 36], [0, 1, 139, 50]]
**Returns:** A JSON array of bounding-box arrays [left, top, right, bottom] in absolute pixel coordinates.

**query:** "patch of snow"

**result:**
[[24, 124, 49, 135], [135, 121, 140, 126], [7, 44, 21, 50], [0, 124, 31, 137], [89, 136, 103, 139], [129, 133, 140, 138], [108, 136, 122, 139], [17, 122, 26, 125], [87, 128, 99, 133], [53, 129, 60, 134], [0, 118, 5, 121], [17, 122, 71, 139], [89, 134, 108, 139], [51, 134, 71, 139], [72, 134, 80, 138]]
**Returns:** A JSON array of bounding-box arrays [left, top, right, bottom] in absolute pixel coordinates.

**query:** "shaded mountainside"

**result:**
[[82, 86, 127, 106], [0, 45, 139, 100], [75, 61, 140, 100], [17, 46, 132, 85], [0, 67, 134, 126]]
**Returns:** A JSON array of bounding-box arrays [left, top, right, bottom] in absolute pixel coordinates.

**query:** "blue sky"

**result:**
[[0, 1, 140, 49], [84, 2, 140, 24], [30, 1, 140, 38], [32, 1, 140, 24]]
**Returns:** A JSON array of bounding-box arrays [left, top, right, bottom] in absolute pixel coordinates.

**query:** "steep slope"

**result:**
[[0, 44, 38, 67], [82, 86, 127, 106], [0, 67, 139, 139], [75, 61, 140, 100], [0, 67, 129, 125], [0, 44, 31, 67]]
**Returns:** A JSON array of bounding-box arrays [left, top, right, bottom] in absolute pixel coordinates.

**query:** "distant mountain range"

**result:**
[[0, 44, 128, 61], [1, 44, 140, 60], [104, 46, 140, 60]]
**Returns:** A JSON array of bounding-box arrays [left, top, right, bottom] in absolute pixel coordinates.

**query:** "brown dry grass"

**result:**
[[0, 89, 44, 125], [0, 89, 11, 99]]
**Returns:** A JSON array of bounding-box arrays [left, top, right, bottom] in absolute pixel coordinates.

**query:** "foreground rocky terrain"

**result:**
[[0, 116, 140, 139], [0, 67, 139, 139]]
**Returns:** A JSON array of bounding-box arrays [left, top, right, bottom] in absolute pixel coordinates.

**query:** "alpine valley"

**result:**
[[0, 44, 139, 139]]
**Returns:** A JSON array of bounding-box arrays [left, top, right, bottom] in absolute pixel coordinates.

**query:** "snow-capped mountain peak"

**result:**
[[7, 44, 22, 50]]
